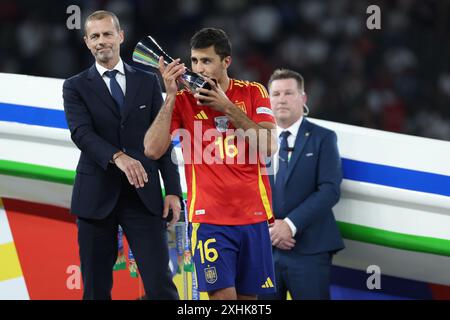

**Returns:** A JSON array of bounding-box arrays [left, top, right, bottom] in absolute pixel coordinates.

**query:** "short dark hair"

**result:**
[[268, 68, 304, 92], [190, 28, 231, 60], [84, 10, 121, 35]]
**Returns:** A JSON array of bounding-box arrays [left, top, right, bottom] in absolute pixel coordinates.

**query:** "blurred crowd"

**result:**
[[1, 0, 449, 140]]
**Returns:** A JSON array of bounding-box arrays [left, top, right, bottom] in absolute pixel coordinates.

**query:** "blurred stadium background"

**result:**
[[1, 0, 449, 140]]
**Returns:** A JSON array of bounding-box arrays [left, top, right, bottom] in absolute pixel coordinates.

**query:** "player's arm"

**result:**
[[222, 105, 277, 157], [195, 79, 277, 157], [144, 57, 185, 160]]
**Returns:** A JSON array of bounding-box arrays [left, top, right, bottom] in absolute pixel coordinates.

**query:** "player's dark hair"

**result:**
[[190, 28, 231, 60]]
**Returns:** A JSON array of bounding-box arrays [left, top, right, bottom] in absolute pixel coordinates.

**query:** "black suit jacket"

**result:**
[[63, 62, 181, 219]]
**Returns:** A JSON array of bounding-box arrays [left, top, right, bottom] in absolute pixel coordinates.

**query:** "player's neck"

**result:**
[[218, 76, 231, 92]]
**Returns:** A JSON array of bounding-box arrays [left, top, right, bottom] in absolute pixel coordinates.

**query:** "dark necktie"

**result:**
[[273, 131, 291, 217], [104, 70, 124, 110]]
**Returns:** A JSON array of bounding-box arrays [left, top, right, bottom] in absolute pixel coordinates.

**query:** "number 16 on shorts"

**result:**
[[196, 238, 218, 264]]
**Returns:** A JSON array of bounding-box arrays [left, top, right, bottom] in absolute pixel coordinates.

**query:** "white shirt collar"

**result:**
[[95, 58, 125, 77], [277, 116, 303, 138]]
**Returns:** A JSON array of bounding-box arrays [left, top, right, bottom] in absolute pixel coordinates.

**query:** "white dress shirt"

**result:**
[[274, 116, 303, 237], [95, 59, 126, 96]]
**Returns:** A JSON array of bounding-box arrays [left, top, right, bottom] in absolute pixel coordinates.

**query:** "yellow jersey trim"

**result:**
[[251, 82, 269, 98], [232, 80, 269, 98], [190, 223, 200, 256], [257, 162, 274, 221], [188, 164, 197, 222], [176, 89, 189, 96]]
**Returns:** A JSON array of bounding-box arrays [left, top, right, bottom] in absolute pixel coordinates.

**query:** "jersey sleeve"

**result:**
[[250, 82, 276, 124]]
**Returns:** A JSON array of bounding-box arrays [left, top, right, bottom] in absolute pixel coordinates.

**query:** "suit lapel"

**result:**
[[285, 119, 312, 185], [121, 63, 142, 123], [86, 65, 120, 118]]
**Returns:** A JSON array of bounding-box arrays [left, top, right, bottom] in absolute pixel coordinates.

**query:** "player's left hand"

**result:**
[[163, 194, 181, 227], [194, 77, 234, 113], [269, 219, 296, 250]]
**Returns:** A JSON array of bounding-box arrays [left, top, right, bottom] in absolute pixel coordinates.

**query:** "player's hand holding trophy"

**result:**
[[133, 35, 212, 92]]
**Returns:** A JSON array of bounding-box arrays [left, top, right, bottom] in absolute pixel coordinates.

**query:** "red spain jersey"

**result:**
[[170, 79, 275, 225]]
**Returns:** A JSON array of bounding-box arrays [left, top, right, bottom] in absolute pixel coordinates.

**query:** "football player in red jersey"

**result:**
[[144, 28, 278, 300]]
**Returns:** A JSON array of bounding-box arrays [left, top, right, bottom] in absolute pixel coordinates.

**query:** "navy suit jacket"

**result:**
[[270, 118, 345, 254], [63, 62, 181, 219]]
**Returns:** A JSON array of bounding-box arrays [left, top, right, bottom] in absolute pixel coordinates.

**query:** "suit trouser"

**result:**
[[76, 182, 179, 300], [259, 250, 332, 300]]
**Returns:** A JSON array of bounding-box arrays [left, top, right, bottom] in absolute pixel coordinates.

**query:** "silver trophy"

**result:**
[[132, 35, 212, 92]]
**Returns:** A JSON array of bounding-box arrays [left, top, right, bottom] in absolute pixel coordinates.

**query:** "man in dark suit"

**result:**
[[260, 69, 345, 300], [62, 10, 181, 300]]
